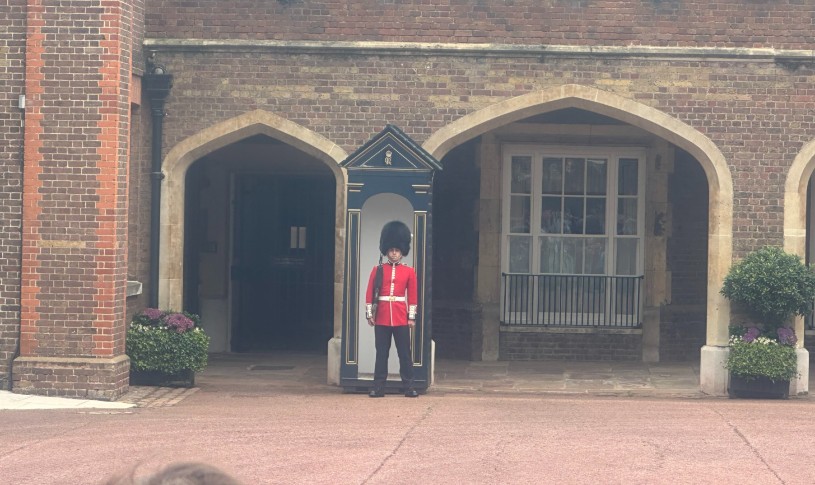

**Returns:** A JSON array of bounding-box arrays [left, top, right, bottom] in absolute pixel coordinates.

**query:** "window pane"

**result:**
[[615, 238, 638, 275], [563, 197, 584, 234], [541, 197, 562, 234], [511, 156, 531, 194], [618, 158, 638, 196], [584, 237, 606, 274], [617, 198, 638, 235], [564, 157, 585, 195], [562, 237, 583, 274], [542, 157, 562, 194], [586, 158, 607, 195], [509, 236, 531, 273], [510, 195, 530, 233], [585, 198, 605, 235], [539, 236, 560, 273]]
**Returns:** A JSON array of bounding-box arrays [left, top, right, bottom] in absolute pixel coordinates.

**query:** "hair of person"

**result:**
[[103, 462, 244, 485]]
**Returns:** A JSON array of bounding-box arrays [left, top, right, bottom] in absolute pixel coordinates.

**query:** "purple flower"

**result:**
[[164, 312, 194, 333], [742, 326, 761, 343], [777, 327, 797, 346], [142, 308, 164, 321]]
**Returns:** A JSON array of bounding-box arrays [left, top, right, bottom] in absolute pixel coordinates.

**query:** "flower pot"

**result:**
[[728, 374, 789, 399], [130, 368, 195, 388]]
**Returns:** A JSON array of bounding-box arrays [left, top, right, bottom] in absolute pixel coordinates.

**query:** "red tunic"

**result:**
[[365, 261, 418, 326]]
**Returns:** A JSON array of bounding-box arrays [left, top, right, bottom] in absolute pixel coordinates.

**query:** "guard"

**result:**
[[365, 220, 419, 398]]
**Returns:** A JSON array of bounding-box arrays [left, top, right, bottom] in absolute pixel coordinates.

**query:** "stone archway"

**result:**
[[423, 84, 734, 395], [783, 138, 815, 257], [158, 110, 349, 344], [781, 138, 815, 394]]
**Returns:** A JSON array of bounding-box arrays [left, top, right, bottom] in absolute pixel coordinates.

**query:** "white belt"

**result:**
[[378, 296, 406, 302]]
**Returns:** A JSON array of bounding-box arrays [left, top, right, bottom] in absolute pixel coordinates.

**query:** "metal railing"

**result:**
[[501, 273, 644, 327]]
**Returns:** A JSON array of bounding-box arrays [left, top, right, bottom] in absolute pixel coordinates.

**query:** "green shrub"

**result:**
[[720, 246, 815, 332], [726, 336, 798, 382], [126, 309, 210, 374]]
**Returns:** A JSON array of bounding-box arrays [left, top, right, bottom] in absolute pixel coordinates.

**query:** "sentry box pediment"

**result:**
[[341, 124, 443, 173]]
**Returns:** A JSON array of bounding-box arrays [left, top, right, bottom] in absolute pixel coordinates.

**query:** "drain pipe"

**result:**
[[143, 52, 173, 308]]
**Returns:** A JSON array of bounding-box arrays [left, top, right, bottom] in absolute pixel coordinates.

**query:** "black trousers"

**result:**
[[373, 325, 414, 391]]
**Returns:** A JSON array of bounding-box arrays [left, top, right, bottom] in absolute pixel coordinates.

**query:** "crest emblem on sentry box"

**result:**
[[340, 125, 442, 172]]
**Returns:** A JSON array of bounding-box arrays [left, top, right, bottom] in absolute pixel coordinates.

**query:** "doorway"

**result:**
[[231, 173, 335, 351]]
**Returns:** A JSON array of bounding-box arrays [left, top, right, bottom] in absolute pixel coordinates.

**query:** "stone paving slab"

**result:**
[[0, 391, 136, 410]]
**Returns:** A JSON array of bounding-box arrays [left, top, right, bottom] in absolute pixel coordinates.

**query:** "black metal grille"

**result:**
[[501, 273, 644, 327]]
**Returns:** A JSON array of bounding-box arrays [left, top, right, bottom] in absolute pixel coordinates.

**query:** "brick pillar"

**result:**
[[13, 0, 133, 399]]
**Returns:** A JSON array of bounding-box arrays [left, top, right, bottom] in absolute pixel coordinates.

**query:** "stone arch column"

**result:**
[[424, 84, 734, 395], [781, 138, 815, 394], [159, 110, 349, 340]]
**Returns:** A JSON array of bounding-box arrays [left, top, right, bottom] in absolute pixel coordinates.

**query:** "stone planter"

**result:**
[[728, 374, 789, 399], [130, 368, 195, 388]]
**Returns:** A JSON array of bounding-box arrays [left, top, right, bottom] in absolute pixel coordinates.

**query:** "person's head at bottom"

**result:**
[[104, 462, 243, 485]]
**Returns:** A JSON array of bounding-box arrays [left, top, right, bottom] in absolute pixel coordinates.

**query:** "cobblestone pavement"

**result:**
[[118, 386, 200, 408]]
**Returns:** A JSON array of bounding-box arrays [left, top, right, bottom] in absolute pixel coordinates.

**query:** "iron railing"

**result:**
[[501, 273, 644, 327]]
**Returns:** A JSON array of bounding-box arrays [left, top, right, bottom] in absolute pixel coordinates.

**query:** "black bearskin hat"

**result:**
[[379, 220, 411, 256]]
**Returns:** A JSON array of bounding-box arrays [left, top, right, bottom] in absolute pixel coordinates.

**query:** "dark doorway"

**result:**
[[231, 173, 335, 352]]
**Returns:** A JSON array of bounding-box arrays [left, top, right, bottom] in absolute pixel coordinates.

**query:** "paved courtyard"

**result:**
[[2, 353, 815, 484]]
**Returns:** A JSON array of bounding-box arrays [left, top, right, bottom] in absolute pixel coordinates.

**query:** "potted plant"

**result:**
[[126, 308, 210, 387], [720, 246, 815, 398], [726, 327, 798, 398]]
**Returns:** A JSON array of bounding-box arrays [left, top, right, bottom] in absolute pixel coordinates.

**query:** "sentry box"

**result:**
[[340, 125, 442, 393]]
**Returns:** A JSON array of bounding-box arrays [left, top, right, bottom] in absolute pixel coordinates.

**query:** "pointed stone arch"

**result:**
[[782, 138, 815, 395], [783, 138, 815, 257], [158, 110, 349, 343], [423, 84, 734, 394]]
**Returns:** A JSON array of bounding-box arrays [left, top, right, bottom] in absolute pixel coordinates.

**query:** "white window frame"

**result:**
[[500, 144, 646, 325]]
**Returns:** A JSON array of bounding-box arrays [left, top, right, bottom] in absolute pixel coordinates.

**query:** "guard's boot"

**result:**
[[404, 389, 419, 398], [369, 389, 385, 398]]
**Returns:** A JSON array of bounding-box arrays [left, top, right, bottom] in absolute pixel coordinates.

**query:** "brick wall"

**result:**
[[667, 150, 709, 306], [12, 355, 129, 400], [147, 50, 815, 259], [500, 330, 642, 361], [126, 0, 148, 320], [146, 1, 815, 50], [432, 303, 480, 360], [0, 0, 26, 389], [13, 0, 135, 398]]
